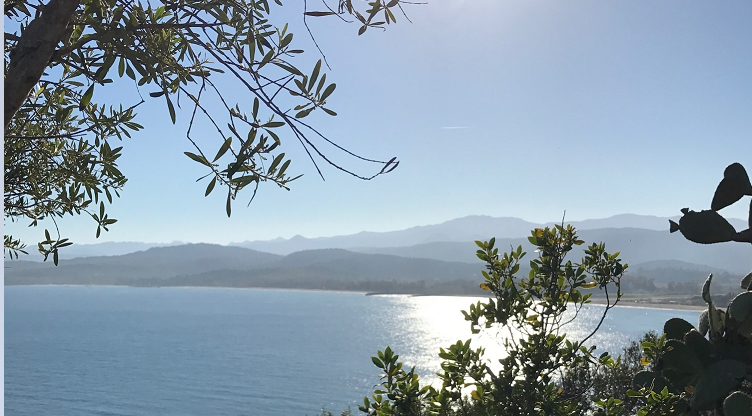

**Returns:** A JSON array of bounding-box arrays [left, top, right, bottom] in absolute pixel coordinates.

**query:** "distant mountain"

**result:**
[[269, 248, 480, 281], [16, 214, 746, 260], [233, 214, 748, 255], [232, 215, 539, 254], [4, 244, 282, 284], [632, 259, 723, 271], [7, 231, 749, 296], [556, 214, 676, 231], [354, 228, 751, 274], [4, 245, 481, 294], [19, 241, 184, 261]]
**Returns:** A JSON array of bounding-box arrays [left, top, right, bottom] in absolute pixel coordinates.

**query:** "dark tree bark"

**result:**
[[4, 0, 80, 130]]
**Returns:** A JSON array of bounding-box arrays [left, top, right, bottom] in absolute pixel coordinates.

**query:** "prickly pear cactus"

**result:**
[[724, 391, 752, 416], [632, 163, 752, 415], [669, 162, 752, 247], [632, 275, 752, 415]]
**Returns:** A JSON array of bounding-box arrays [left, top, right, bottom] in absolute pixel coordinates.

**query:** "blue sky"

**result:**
[[6, 0, 752, 246]]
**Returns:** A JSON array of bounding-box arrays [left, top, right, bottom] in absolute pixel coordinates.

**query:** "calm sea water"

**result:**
[[5, 286, 700, 416]]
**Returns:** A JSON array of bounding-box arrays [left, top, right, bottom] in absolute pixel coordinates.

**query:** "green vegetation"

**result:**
[[627, 163, 752, 415], [361, 225, 630, 415], [4, 0, 406, 262], [560, 331, 660, 416], [357, 163, 751, 415]]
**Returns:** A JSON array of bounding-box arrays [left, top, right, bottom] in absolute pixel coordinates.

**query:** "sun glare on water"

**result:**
[[385, 295, 513, 385]]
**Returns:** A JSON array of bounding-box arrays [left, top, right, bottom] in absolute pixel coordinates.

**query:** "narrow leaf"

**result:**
[[166, 96, 176, 123], [80, 85, 94, 110], [269, 153, 285, 172], [184, 152, 211, 166], [304, 11, 336, 16], [213, 137, 232, 162], [321, 107, 337, 116], [205, 177, 217, 196], [320, 83, 337, 101], [226, 190, 232, 217], [308, 60, 321, 91]]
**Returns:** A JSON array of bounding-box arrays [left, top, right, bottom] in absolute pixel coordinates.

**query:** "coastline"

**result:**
[[7, 283, 709, 312], [587, 297, 705, 311]]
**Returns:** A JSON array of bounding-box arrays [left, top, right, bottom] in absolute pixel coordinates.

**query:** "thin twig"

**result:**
[[303, 0, 332, 70]]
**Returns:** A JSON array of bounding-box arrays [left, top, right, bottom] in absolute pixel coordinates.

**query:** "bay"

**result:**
[[5, 286, 700, 416]]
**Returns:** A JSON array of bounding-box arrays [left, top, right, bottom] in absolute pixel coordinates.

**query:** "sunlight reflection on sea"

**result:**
[[5, 287, 700, 416]]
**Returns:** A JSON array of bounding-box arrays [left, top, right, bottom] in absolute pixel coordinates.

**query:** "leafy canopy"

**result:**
[[4, 0, 408, 262]]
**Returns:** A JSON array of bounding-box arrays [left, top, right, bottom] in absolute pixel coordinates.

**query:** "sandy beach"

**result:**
[[588, 297, 705, 311]]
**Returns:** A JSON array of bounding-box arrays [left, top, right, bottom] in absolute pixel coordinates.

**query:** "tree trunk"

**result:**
[[4, 0, 80, 130]]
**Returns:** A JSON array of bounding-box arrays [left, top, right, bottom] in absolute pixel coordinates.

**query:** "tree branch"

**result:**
[[4, 0, 81, 130]]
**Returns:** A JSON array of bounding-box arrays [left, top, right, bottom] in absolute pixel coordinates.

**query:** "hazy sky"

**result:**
[[6, 0, 751, 246]]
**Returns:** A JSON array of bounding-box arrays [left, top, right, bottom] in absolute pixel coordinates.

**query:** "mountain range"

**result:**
[[232, 214, 713, 254], [5, 214, 750, 293]]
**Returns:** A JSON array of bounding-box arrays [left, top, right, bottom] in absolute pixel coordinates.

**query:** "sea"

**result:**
[[4, 285, 701, 416]]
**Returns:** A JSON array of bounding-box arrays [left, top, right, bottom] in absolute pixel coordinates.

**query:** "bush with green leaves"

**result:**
[[360, 224, 628, 416], [560, 331, 659, 415], [630, 162, 752, 416]]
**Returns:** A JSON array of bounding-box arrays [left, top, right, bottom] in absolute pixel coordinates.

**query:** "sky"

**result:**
[[5, 0, 752, 246]]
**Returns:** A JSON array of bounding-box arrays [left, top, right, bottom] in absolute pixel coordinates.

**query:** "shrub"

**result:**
[[361, 224, 627, 416]]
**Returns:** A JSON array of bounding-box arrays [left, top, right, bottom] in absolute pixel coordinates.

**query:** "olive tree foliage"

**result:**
[[4, 0, 407, 263], [361, 225, 629, 416]]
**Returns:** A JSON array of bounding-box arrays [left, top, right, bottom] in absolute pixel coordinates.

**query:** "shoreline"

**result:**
[[7, 283, 708, 312], [587, 297, 705, 311]]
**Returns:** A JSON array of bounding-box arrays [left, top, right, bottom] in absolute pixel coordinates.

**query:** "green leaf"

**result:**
[[166, 96, 176, 123], [184, 152, 211, 167], [308, 59, 321, 91], [213, 137, 232, 162], [259, 50, 274, 68], [296, 108, 313, 118], [269, 153, 285, 172], [226, 190, 232, 217], [304, 11, 336, 16], [205, 177, 217, 196], [316, 73, 327, 95], [80, 85, 94, 110], [320, 83, 336, 101], [280, 33, 293, 48], [278, 159, 291, 176]]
